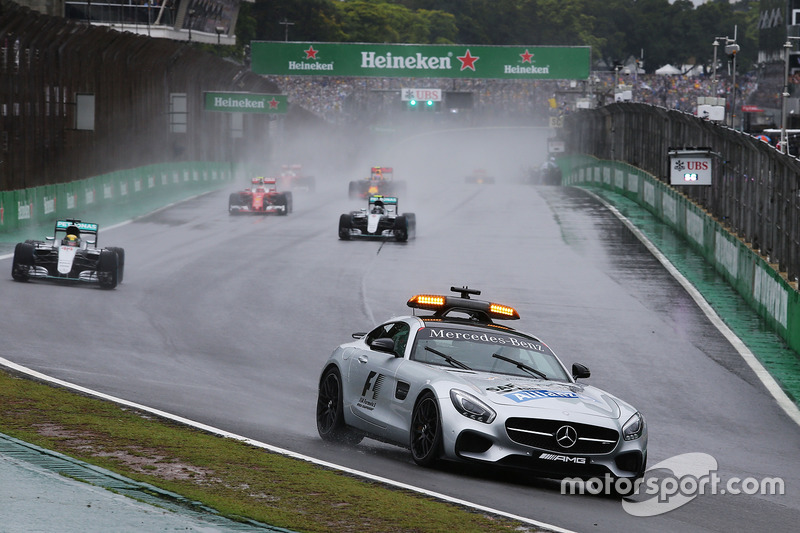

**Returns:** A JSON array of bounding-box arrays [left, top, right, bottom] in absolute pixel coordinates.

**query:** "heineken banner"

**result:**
[[204, 92, 288, 114], [251, 42, 590, 80]]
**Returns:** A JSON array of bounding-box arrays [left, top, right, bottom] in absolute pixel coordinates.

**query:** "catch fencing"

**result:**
[[563, 103, 800, 288]]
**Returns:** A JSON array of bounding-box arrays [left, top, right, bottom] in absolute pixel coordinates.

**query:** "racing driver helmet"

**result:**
[[63, 234, 80, 247], [371, 201, 385, 214]]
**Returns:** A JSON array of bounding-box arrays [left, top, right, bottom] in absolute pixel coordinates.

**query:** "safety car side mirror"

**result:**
[[370, 337, 397, 355], [572, 363, 591, 380]]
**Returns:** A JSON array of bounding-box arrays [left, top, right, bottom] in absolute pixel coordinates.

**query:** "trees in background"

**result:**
[[237, 0, 759, 73]]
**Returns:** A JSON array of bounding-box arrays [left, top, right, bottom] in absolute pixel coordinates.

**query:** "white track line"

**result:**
[[0, 357, 574, 533]]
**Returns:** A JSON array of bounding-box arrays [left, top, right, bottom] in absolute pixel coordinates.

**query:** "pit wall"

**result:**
[[0, 162, 234, 233], [560, 155, 800, 356]]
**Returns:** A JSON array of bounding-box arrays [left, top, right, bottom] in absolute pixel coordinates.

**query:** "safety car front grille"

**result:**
[[505, 418, 619, 454]]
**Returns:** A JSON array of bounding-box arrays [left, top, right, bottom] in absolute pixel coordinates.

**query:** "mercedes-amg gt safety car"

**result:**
[[348, 166, 406, 199], [338, 195, 416, 242], [316, 287, 647, 481], [11, 219, 124, 289], [229, 177, 293, 215]]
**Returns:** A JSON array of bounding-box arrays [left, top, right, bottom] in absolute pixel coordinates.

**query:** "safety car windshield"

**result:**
[[411, 326, 570, 381]]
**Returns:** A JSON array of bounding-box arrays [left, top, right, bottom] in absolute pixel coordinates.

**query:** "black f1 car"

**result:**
[[338, 195, 416, 242], [11, 219, 124, 289]]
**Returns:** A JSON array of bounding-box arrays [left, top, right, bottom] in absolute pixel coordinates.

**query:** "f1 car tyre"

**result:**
[[410, 392, 442, 467], [107, 247, 125, 284], [393, 215, 409, 242], [338, 214, 352, 240], [283, 191, 293, 214], [405, 213, 416, 237], [11, 242, 34, 282], [316, 367, 363, 445], [228, 193, 242, 214], [97, 249, 119, 290]]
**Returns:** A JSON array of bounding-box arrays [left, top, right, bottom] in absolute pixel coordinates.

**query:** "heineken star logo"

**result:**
[[457, 49, 479, 71], [520, 49, 533, 63], [269, 98, 279, 109], [304, 46, 319, 59]]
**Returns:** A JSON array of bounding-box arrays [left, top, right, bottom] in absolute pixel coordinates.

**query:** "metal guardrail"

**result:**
[[0, 0, 285, 192], [564, 103, 800, 286]]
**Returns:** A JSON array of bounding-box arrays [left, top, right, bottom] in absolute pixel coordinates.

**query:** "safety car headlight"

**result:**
[[622, 412, 644, 441], [450, 389, 496, 424]]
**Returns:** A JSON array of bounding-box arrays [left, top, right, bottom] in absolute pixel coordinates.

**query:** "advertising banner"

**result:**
[[204, 92, 288, 114], [251, 42, 590, 80]]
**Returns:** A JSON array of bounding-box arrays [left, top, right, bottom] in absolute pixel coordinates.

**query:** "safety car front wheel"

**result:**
[[410, 392, 442, 467], [316, 367, 362, 445]]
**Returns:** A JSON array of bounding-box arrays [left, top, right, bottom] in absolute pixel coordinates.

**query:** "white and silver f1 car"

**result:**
[[11, 219, 124, 289], [316, 287, 647, 481], [338, 195, 415, 242]]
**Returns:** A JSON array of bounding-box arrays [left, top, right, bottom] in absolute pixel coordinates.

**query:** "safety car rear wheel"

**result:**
[[338, 214, 352, 240], [410, 392, 443, 467], [12, 242, 35, 282], [316, 367, 363, 445]]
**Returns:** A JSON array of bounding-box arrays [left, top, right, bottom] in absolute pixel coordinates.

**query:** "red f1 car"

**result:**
[[229, 177, 293, 215]]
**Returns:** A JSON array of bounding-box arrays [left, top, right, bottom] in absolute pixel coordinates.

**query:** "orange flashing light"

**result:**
[[489, 303, 519, 319], [408, 294, 446, 308]]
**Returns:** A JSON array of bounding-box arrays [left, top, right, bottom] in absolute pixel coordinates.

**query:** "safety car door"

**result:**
[[347, 321, 409, 432]]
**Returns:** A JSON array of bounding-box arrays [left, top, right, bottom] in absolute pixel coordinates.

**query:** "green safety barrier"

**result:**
[[558, 155, 800, 358], [0, 162, 234, 235]]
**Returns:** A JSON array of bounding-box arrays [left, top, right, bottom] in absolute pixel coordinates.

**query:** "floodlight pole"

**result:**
[[279, 19, 294, 42]]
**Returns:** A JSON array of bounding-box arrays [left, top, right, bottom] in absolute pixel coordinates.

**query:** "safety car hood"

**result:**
[[455, 373, 620, 419]]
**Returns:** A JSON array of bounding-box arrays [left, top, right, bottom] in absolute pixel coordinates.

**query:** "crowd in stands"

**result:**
[[266, 70, 762, 126]]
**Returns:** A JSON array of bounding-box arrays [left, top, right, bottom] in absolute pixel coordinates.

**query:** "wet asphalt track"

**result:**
[[1, 127, 798, 532]]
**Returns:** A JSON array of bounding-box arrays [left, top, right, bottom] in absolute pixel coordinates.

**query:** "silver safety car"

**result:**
[[316, 287, 647, 481]]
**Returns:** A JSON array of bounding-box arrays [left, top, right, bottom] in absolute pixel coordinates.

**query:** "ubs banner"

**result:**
[[251, 42, 590, 80]]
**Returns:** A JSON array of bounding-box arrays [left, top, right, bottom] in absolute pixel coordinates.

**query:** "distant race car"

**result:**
[[279, 164, 316, 192], [529, 158, 562, 185], [465, 168, 495, 184], [316, 286, 647, 484], [229, 177, 293, 215], [338, 195, 415, 242], [348, 166, 406, 199], [11, 219, 124, 290]]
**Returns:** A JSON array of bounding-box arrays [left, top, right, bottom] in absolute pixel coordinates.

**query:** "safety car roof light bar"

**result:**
[[407, 286, 520, 321]]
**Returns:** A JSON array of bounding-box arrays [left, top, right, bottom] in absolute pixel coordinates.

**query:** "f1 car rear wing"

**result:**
[[370, 166, 393, 180]]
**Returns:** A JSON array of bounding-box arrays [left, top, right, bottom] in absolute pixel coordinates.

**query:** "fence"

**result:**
[[559, 155, 800, 356], [563, 103, 800, 287], [0, 0, 287, 192]]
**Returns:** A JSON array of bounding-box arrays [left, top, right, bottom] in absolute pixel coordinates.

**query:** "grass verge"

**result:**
[[0, 368, 540, 533]]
